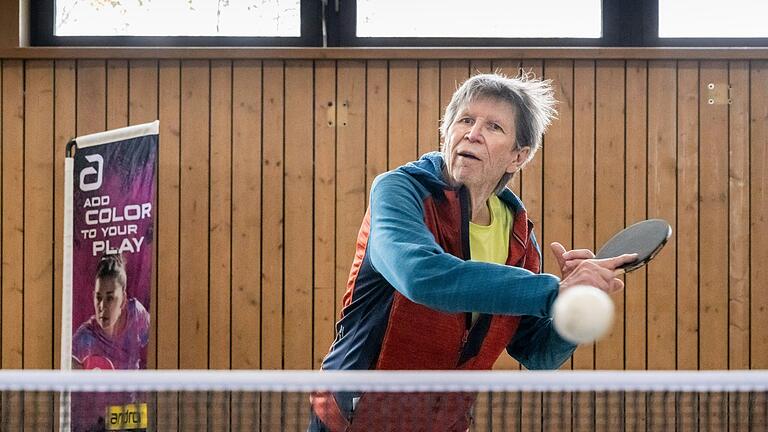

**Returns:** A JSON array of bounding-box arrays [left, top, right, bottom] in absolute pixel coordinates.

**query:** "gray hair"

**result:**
[[440, 71, 557, 193]]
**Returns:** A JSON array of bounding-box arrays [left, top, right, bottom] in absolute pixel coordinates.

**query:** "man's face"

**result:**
[[93, 277, 125, 336], [444, 98, 529, 191]]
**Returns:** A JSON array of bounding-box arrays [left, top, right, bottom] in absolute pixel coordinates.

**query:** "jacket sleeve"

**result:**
[[367, 171, 560, 316], [506, 315, 577, 370]]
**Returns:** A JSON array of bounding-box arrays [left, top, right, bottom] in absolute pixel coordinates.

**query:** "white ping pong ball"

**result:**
[[552, 285, 614, 344]]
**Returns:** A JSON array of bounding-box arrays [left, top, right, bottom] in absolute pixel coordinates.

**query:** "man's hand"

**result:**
[[550, 242, 595, 280], [558, 254, 638, 294]]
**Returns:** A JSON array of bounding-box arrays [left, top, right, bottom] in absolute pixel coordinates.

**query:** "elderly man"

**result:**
[[309, 73, 634, 431]]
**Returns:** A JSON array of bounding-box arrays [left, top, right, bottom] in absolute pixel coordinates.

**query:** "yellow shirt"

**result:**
[[469, 194, 513, 323]]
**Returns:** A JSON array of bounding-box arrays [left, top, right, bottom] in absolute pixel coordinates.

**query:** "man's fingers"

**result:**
[[562, 248, 595, 260], [596, 253, 638, 270], [550, 242, 567, 268]]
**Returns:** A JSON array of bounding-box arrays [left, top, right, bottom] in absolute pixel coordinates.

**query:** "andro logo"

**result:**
[[106, 403, 148, 430], [79, 154, 104, 192]]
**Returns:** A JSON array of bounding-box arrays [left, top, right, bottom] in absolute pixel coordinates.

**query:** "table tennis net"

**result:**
[[1, 370, 766, 431]]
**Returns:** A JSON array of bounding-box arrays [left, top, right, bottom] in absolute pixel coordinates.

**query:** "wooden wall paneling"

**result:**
[[1, 60, 24, 370], [364, 60, 388, 206], [23, 60, 54, 429], [417, 60, 440, 156], [727, 60, 751, 432], [156, 60, 181, 371], [230, 60, 262, 430], [209, 60, 232, 370], [749, 60, 768, 428], [155, 59, 181, 431], [53, 60, 76, 371], [208, 59, 232, 430], [231, 60, 262, 371], [179, 59, 211, 430], [698, 61, 729, 371], [76, 60, 106, 135], [727, 60, 750, 371], [313, 60, 336, 369], [623, 59, 648, 432], [335, 60, 366, 317], [624, 60, 648, 372], [518, 58, 543, 432], [470, 60, 492, 75], [571, 60, 596, 375], [106, 60, 128, 129], [490, 58, 525, 374], [128, 60, 159, 369], [284, 60, 314, 370], [542, 59, 574, 432], [388, 60, 418, 169], [646, 60, 677, 370], [751, 61, 768, 369], [593, 59, 625, 431], [259, 58, 285, 430], [261, 60, 285, 371], [492, 60, 523, 197], [676, 61, 699, 370], [439, 60, 469, 121]]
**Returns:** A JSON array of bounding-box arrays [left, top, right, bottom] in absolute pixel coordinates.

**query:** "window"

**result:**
[[659, 0, 768, 38], [356, 0, 601, 38], [56, 0, 301, 37], [32, 0, 322, 46]]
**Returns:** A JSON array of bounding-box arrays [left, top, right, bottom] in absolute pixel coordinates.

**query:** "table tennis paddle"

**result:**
[[595, 219, 672, 275]]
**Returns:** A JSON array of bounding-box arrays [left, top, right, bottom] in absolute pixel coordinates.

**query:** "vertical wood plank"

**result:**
[[24, 61, 54, 370], [284, 60, 313, 369], [77, 60, 106, 135], [388, 60, 418, 169], [22, 60, 54, 429], [727, 61, 750, 370], [179, 60, 210, 370], [157, 60, 180, 371], [542, 59, 574, 432], [154, 59, 181, 432], [313, 60, 336, 369], [647, 60, 677, 370], [209, 60, 232, 371], [519, 58, 544, 432], [571, 60, 596, 374], [699, 61, 729, 371], [470, 60, 492, 75], [439, 60, 469, 116], [2, 60, 24, 370], [624, 60, 648, 371], [417, 60, 440, 156], [677, 60, 699, 370], [106, 60, 128, 129], [208, 59, 232, 430], [128, 59, 159, 369], [335, 60, 366, 315], [594, 60, 625, 432], [751, 61, 768, 368], [365, 60, 388, 205], [231, 60, 262, 371], [261, 60, 284, 370], [520, 60, 545, 262], [492, 60, 523, 214], [53, 60, 77, 370], [542, 60, 574, 289]]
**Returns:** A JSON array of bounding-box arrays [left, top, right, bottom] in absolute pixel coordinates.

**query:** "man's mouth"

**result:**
[[457, 151, 480, 161]]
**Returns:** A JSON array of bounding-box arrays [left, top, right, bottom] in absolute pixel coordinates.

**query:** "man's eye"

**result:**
[[459, 118, 473, 124], [490, 123, 503, 131]]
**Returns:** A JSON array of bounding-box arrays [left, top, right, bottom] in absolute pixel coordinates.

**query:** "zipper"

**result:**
[[456, 186, 473, 366]]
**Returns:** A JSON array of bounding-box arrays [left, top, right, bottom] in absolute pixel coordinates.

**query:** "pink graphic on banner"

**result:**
[[70, 133, 156, 432]]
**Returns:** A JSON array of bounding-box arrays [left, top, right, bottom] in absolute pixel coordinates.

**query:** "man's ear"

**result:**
[[506, 146, 530, 173]]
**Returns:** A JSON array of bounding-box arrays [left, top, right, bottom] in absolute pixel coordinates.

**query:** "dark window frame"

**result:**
[[29, 0, 768, 47], [31, 0, 324, 47]]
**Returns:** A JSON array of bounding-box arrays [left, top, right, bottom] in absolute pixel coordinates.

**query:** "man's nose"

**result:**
[[466, 122, 483, 142]]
